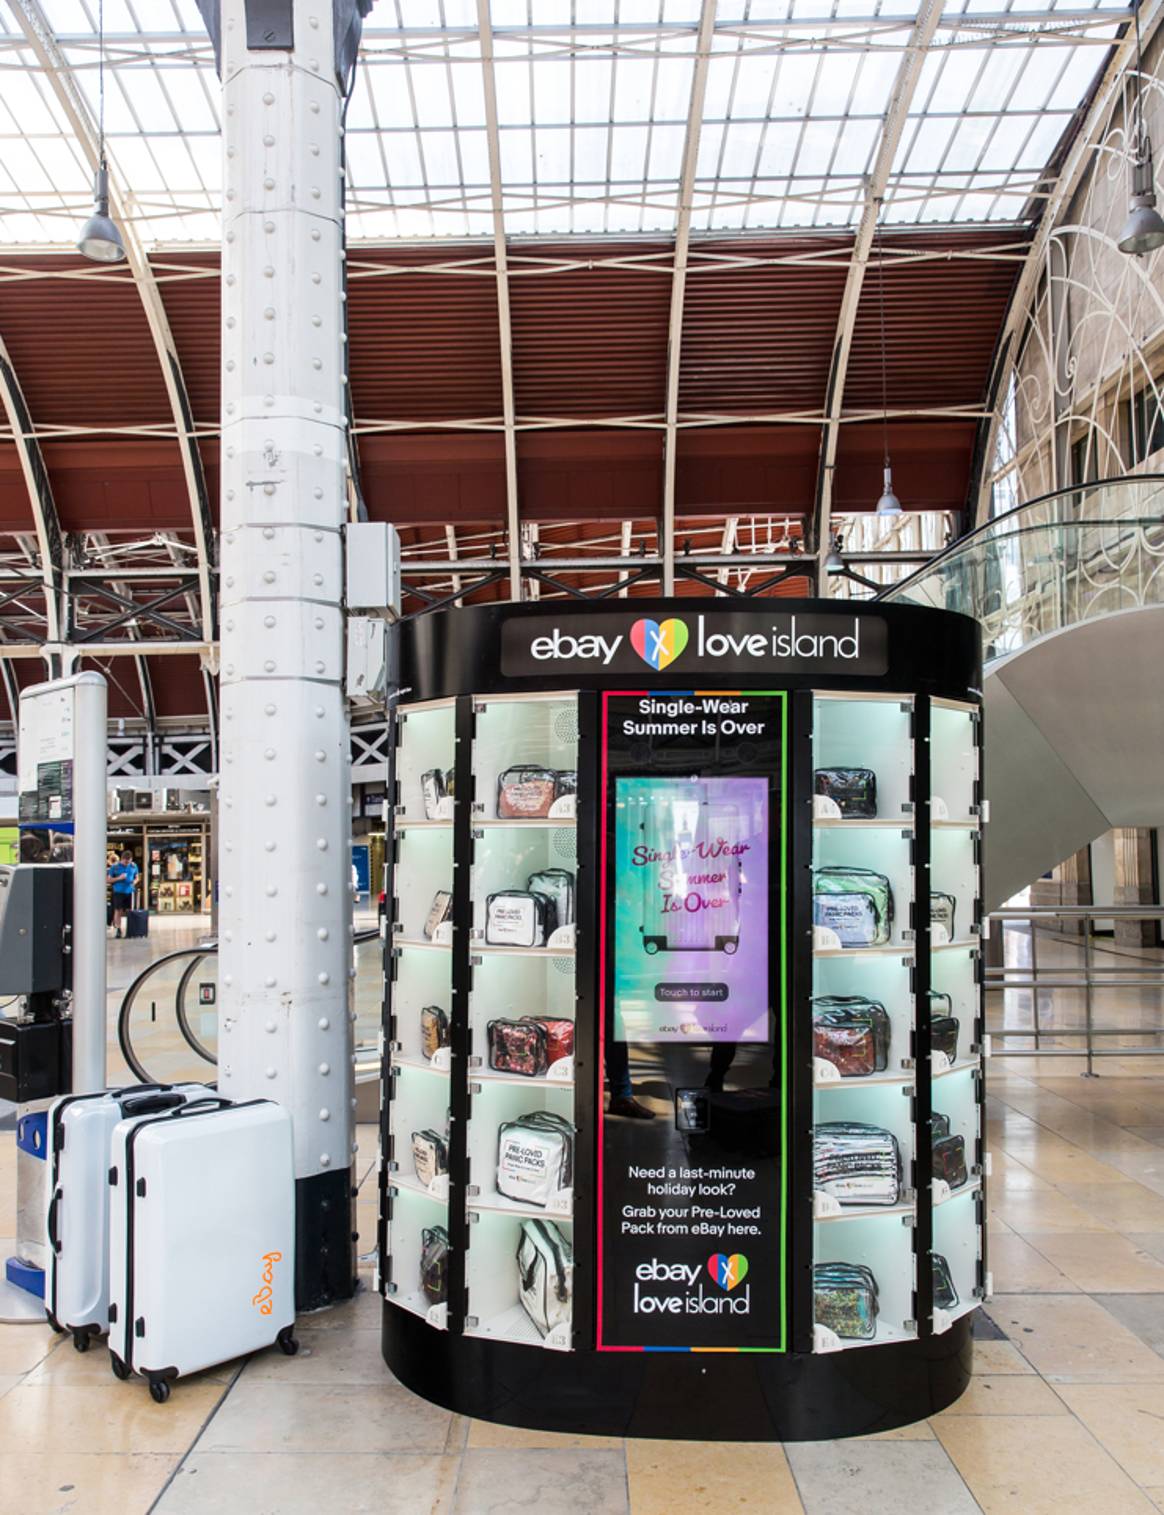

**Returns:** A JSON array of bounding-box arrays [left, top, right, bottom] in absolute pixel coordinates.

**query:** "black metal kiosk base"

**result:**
[[382, 1304, 972, 1441]]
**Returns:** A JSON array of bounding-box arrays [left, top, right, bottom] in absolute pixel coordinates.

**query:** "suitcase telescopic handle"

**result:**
[[119, 1091, 186, 1117], [47, 1186, 61, 1254]]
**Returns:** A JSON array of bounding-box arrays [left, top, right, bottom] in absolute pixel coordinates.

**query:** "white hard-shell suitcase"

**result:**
[[108, 1096, 297, 1400], [45, 1084, 210, 1350]]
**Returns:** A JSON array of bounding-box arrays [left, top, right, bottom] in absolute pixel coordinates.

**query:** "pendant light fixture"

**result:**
[[1118, 0, 1164, 256], [77, 0, 126, 263], [875, 229, 902, 515], [824, 534, 846, 575]]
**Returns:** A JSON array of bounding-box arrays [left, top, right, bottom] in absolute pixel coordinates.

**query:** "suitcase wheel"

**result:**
[[110, 1353, 131, 1381], [148, 1377, 171, 1404], [72, 1329, 91, 1353], [277, 1326, 299, 1357]]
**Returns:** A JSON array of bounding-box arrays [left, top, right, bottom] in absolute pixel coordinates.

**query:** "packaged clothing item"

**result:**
[[525, 1016, 574, 1067], [930, 890, 957, 940], [411, 1129, 448, 1188], [421, 769, 446, 820], [527, 868, 574, 931], [497, 1112, 575, 1208], [814, 1262, 879, 1340], [108, 1098, 296, 1397], [812, 867, 894, 947], [485, 890, 552, 949], [423, 890, 453, 940], [488, 1018, 549, 1078], [814, 767, 878, 819], [933, 1132, 969, 1189], [931, 1111, 951, 1139], [516, 1219, 573, 1338], [444, 767, 455, 798], [420, 1004, 450, 1060], [554, 771, 577, 800], [813, 1121, 902, 1206], [811, 996, 891, 1077], [932, 1252, 960, 1311], [420, 1226, 450, 1306], [497, 766, 558, 820], [931, 1014, 960, 1062]]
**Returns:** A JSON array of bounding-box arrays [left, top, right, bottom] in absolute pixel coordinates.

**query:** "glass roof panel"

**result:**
[[0, 0, 1130, 248]]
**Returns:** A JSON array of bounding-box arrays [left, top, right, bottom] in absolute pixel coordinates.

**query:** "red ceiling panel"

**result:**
[[0, 442, 31, 533], [156, 252, 221, 428], [833, 421, 977, 517], [509, 243, 671, 419], [43, 440, 193, 533], [676, 425, 820, 517], [147, 655, 209, 719], [360, 434, 507, 527], [0, 257, 171, 429]]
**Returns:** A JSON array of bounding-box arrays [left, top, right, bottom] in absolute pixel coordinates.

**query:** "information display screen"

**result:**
[[599, 691, 789, 1353]]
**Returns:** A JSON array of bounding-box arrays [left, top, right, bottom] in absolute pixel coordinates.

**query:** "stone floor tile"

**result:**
[[0, 1451, 178, 1515], [934, 1413, 1157, 1513], [784, 1440, 978, 1515], [195, 1379, 454, 1456], [987, 1189, 1113, 1235], [984, 1294, 1164, 1380], [988, 1232, 1081, 1293], [1127, 1128, 1164, 1148], [1126, 1234, 1164, 1266], [1023, 1232, 1164, 1293], [154, 1452, 461, 1515], [0, 1323, 59, 1375], [1054, 1383, 1164, 1488], [970, 1340, 1036, 1375], [296, 1285, 382, 1332], [242, 1327, 395, 1385], [931, 1375, 1068, 1416], [856, 1422, 936, 1441], [453, 1448, 630, 1515], [1055, 1182, 1164, 1232], [467, 1419, 623, 1450], [0, 1380, 228, 1456], [1088, 1294, 1164, 1355], [627, 1439, 801, 1514]]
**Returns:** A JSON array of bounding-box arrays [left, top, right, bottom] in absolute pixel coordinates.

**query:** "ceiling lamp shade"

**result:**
[[876, 465, 903, 516], [824, 537, 846, 574], [1118, 151, 1164, 255], [78, 165, 125, 264]]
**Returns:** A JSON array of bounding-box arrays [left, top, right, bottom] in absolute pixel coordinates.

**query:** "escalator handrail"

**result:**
[[117, 926, 383, 1085]]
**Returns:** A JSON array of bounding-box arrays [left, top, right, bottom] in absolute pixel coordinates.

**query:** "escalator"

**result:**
[[884, 476, 1164, 907]]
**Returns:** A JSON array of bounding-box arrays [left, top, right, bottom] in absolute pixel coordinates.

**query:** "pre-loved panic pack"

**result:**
[[516, 1218, 572, 1338], [411, 1128, 448, 1188], [485, 890, 552, 948], [526, 1016, 574, 1066], [423, 890, 453, 939], [527, 869, 575, 930], [420, 1226, 450, 1306], [928, 990, 960, 1062], [497, 766, 558, 819], [487, 1018, 549, 1077], [932, 1252, 960, 1310], [814, 767, 878, 819], [497, 1112, 574, 1208], [813, 1121, 902, 1206], [420, 1004, 450, 1060], [421, 769, 446, 820], [930, 890, 957, 940], [811, 996, 891, 1077], [814, 1261, 879, 1339], [813, 867, 894, 947], [932, 1115, 969, 1189]]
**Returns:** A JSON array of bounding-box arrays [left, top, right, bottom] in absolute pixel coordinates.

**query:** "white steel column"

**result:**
[[217, 0, 355, 1308]]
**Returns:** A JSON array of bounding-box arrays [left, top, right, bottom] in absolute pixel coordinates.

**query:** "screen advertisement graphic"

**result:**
[[599, 691, 788, 1353], [614, 776, 769, 1044]]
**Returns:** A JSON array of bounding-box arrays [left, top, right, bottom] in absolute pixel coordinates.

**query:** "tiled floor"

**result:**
[[2, 927, 1164, 1511]]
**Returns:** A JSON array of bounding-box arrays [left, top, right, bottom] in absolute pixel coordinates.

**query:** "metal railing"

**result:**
[[986, 904, 1164, 1075]]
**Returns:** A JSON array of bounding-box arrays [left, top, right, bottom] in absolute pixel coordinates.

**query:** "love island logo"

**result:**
[[630, 617, 689, 672], [708, 1253, 749, 1291]]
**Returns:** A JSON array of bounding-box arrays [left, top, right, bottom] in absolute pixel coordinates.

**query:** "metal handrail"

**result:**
[[985, 905, 1164, 1075], [117, 927, 382, 1085]]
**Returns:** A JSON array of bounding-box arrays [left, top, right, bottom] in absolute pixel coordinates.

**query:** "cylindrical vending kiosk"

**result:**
[[379, 599, 986, 1440]]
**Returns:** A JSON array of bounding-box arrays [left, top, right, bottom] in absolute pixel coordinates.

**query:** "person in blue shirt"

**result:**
[[108, 850, 139, 938]]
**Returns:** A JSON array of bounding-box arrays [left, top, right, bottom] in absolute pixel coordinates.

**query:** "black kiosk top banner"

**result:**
[[503, 610, 888, 679], [399, 599, 981, 702]]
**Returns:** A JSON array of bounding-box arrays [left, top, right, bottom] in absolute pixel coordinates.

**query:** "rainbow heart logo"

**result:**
[[630, 617, 689, 671], [707, 1253, 749, 1291]]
